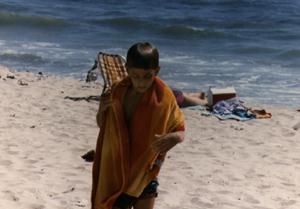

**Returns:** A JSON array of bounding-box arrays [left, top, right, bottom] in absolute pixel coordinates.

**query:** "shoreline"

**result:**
[[2, 64, 299, 110], [0, 65, 299, 209]]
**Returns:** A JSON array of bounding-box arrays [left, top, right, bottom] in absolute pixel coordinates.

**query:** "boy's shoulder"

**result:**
[[153, 77, 175, 103], [154, 77, 172, 92], [110, 77, 130, 94]]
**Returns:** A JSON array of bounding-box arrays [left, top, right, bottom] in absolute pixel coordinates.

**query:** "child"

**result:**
[[91, 42, 185, 209]]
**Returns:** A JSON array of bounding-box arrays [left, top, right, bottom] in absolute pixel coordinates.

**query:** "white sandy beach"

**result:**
[[0, 65, 299, 209]]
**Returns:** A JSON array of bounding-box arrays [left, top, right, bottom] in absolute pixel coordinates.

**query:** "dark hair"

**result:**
[[126, 42, 159, 70]]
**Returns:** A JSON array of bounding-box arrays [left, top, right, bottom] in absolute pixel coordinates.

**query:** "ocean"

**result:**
[[0, 0, 299, 107]]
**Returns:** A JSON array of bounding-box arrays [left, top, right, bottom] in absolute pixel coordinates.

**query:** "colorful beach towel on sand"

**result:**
[[212, 98, 256, 121], [91, 77, 185, 209]]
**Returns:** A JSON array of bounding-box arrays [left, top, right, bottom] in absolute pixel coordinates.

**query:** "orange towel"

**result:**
[[91, 76, 185, 209]]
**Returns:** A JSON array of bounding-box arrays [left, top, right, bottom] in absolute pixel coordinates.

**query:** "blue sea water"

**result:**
[[0, 0, 299, 107]]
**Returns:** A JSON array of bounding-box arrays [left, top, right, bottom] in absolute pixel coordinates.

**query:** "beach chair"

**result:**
[[82, 52, 127, 162], [86, 52, 127, 95]]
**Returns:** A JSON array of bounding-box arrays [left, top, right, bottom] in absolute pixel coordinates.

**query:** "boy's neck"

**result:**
[[129, 86, 144, 96]]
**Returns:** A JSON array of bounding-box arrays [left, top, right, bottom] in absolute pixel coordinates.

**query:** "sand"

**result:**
[[0, 65, 299, 209]]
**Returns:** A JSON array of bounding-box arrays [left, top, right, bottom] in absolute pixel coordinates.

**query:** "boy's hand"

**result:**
[[151, 131, 184, 154]]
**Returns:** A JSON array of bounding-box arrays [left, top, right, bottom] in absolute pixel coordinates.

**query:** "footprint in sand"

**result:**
[[258, 184, 272, 190], [7, 150, 19, 155], [292, 122, 300, 130], [277, 112, 295, 120], [0, 160, 12, 166], [292, 158, 300, 164], [62, 171, 78, 177], [230, 125, 244, 131], [59, 200, 68, 205], [157, 189, 168, 195], [228, 175, 243, 182], [7, 143, 18, 147], [281, 199, 297, 207], [191, 197, 214, 208], [281, 182, 296, 187], [29, 204, 45, 209], [2, 190, 19, 202], [74, 199, 88, 208], [243, 194, 260, 204], [281, 128, 296, 137], [217, 190, 231, 195]]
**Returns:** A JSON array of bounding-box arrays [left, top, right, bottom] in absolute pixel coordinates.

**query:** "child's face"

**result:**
[[127, 67, 159, 93]]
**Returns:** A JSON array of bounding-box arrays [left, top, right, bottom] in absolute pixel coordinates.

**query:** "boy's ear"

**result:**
[[155, 67, 160, 75]]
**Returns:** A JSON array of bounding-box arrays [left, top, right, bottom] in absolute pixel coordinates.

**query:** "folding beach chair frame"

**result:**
[[81, 52, 128, 162], [86, 52, 127, 95]]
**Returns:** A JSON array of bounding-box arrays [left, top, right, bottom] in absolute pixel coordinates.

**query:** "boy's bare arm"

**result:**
[[151, 131, 185, 154]]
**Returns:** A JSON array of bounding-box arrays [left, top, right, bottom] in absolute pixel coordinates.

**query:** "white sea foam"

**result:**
[[1, 49, 18, 54], [21, 42, 60, 50], [160, 55, 194, 64], [187, 26, 205, 31]]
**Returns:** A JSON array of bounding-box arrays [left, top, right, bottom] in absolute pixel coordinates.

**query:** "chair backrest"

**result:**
[[97, 52, 128, 94]]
